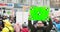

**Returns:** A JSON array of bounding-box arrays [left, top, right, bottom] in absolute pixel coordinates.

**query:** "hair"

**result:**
[[34, 21, 47, 26], [0, 15, 4, 27], [1, 19, 4, 27]]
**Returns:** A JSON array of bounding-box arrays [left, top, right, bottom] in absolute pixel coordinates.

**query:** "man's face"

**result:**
[[37, 22, 44, 27], [54, 18, 60, 23]]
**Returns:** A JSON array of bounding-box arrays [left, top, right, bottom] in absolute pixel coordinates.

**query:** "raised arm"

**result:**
[[28, 20, 35, 29], [45, 18, 53, 32]]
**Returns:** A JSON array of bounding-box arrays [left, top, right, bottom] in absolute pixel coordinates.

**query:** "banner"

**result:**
[[0, 3, 14, 8]]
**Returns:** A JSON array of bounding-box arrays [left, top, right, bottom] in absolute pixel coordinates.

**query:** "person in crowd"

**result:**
[[53, 17, 60, 32], [3, 15, 8, 20], [9, 16, 15, 23], [2, 19, 14, 32], [0, 21, 3, 31], [14, 22, 21, 32], [28, 18, 53, 32], [53, 17, 60, 23], [0, 15, 4, 31], [21, 22, 30, 32]]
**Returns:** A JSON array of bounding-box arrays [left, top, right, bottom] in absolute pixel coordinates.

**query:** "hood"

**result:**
[[3, 19, 12, 27]]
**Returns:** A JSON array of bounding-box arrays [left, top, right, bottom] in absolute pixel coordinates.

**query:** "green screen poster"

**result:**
[[29, 6, 50, 21]]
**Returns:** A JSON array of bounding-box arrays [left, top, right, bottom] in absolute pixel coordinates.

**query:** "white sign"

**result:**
[[16, 12, 23, 24], [50, 8, 60, 18], [16, 12, 28, 25], [23, 12, 28, 25]]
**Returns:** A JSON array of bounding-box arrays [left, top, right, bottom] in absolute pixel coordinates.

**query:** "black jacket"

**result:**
[[28, 18, 53, 32]]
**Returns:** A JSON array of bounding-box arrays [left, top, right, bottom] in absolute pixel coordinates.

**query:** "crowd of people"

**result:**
[[0, 15, 30, 32], [0, 14, 60, 32], [0, 5, 60, 32]]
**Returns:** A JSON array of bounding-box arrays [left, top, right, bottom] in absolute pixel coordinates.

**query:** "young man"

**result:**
[[28, 18, 53, 32]]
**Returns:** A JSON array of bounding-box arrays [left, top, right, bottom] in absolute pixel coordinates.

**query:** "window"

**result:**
[[50, 0, 60, 8], [55, 9, 59, 11], [7, 0, 12, 3], [20, 0, 26, 4]]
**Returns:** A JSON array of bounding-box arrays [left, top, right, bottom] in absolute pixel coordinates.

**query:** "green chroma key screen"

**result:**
[[29, 6, 50, 21]]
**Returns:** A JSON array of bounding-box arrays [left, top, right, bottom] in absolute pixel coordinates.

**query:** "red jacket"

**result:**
[[21, 28, 29, 32]]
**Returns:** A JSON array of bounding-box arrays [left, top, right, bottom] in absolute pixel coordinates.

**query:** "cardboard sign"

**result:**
[[29, 6, 50, 21]]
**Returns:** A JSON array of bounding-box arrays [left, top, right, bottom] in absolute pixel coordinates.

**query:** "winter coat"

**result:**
[[21, 27, 29, 32], [2, 19, 14, 32], [28, 18, 53, 32], [14, 23, 21, 32]]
